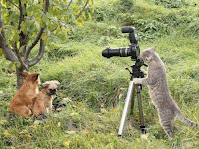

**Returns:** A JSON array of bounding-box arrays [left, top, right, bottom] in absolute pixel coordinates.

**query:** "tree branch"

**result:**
[[0, 8, 18, 61], [18, 0, 23, 30], [45, 0, 49, 12], [24, 0, 49, 60], [66, 0, 73, 12], [24, 27, 45, 60], [75, 0, 89, 20], [14, 47, 28, 70], [21, 29, 29, 56], [7, 0, 20, 9], [18, 0, 28, 48], [27, 39, 45, 67]]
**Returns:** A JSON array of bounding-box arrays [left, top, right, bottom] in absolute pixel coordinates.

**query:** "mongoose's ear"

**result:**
[[151, 45, 158, 52], [32, 73, 40, 81], [42, 82, 50, 88]]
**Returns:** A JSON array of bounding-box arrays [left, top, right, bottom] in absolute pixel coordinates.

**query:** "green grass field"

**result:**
[[1, 0, 199, 148]]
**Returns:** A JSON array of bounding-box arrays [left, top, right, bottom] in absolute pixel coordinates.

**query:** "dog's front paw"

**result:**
[[34, 113, 47, 120], [133, 78, 142, 84]]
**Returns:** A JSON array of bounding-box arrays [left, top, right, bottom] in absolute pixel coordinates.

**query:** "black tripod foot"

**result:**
[[140, 126, 146, 134]]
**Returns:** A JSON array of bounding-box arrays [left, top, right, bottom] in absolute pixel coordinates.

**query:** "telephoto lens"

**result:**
[[102, 47, 121, 58], [102, 45, 140, 59], [102, 47, 130, 58]]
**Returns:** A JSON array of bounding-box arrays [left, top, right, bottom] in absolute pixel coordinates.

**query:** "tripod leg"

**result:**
[[137, 85, 146, 134], [118, 81, 135, 136], [130, 85, 136, 115]]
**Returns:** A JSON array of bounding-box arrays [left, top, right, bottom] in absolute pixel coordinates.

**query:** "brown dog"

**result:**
[[32, 80, 60, 116], [10, 72, 40, 118]]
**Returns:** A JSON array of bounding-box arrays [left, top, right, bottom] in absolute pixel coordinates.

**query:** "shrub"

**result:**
[[154, 0, 193, 8]]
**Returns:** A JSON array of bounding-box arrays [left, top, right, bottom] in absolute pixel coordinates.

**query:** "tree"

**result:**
[[0, 0, 92, 89]]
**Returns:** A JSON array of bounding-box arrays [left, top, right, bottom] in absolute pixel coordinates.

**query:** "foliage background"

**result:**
[[1, 0, 199, 148]]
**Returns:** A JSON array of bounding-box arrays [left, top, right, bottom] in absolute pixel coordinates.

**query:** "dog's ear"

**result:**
[[55, 81, 60, 87], [42, 82, 50, 88], [22, 71, 29, 78], [32, 73, 40, 81]]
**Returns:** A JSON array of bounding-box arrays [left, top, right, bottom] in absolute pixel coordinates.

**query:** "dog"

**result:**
[[32, 80, 60, 116], [10, 72, 40, 118]]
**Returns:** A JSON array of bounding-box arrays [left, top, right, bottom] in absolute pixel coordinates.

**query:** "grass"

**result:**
[[1, 0, 199, 148]]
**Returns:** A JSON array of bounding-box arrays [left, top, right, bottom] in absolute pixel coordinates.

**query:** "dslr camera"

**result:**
[[102, 27, 140, 60]]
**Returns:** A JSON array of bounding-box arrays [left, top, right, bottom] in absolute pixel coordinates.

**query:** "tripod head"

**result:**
[[126, 57, 147, 80]]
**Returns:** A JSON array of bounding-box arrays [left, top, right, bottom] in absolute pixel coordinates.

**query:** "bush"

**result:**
[[67, 22, 121, 43], [154, 0, 194, 8], [120, 14, 171, 40], [184, 18, 199, 36]]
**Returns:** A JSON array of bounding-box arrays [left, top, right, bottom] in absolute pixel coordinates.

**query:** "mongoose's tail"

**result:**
[[174, 108, 198, 127]]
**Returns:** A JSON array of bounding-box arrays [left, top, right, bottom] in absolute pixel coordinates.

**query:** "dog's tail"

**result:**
[[174, 108, 198, 127]]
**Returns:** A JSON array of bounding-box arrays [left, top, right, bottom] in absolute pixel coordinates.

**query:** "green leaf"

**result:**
[[2, 10, 8, 18], [16, 61, 21, 68], [35, 21, 40, 31], [19, 45, 25, 53], [40, 20, 46, 28], [72, 4, 79, 11], [42, 15, 48, 23], [13, 32, 20, 42], [78, 0, 83, 5], [17, 42, 20, 49], [75, 17, 84, 26], [1, 0, 8, 8], [8, 62, 16, 71], [21, 0, 26, 5], [42, 33, 48, 44], [88, 13, 92, 20]]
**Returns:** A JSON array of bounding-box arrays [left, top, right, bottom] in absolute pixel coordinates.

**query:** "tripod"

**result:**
[[118, 58, 147, 136]]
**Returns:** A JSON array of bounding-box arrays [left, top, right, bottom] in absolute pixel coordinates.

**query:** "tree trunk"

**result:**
[[16, 66, 25, 89]]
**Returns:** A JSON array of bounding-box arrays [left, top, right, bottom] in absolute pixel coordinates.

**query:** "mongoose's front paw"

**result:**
[[133, 78, 142, 84]]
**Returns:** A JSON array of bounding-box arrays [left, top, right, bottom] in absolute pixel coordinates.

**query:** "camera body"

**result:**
[[102, 27, 140, 60]]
